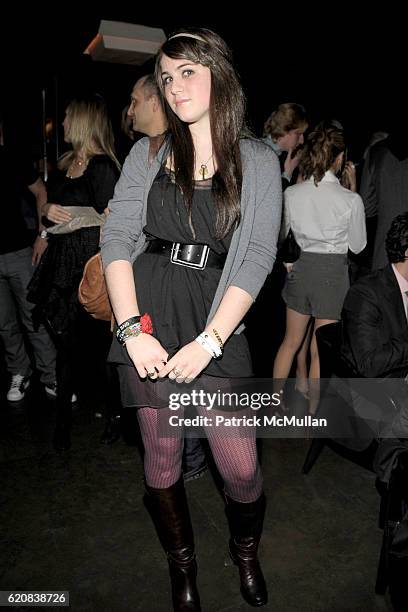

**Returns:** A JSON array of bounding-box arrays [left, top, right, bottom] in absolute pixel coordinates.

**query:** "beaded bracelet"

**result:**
[[212, 328, 224, 350], [117, 315, 141, 334], [116, 313, 153, 345], [118, 322, 142, 345]]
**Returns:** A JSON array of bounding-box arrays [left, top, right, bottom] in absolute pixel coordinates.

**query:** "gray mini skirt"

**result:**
[[282, 251, 349, 320]]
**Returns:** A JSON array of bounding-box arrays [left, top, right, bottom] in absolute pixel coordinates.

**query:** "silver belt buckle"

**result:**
[[170, 243, 210, 270]]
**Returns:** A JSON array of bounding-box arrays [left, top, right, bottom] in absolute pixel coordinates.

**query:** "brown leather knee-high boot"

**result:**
[[225, 492, 268, 607], [144, 476, 201, 612]]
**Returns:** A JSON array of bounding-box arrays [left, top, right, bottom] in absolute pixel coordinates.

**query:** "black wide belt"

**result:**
[[145, 239, 226, 270]]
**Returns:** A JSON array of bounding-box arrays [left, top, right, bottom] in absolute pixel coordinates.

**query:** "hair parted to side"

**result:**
[[299, 121, 345, 186], [59, 93, 120, 171], [155, 27, 247, 239], [386, 212, 408, 263], [263, 103, 308, 140]]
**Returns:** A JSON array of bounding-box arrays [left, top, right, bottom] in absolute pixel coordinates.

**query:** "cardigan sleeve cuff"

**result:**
[[101, 243, 133, 269], [230, 260, 270, 301]]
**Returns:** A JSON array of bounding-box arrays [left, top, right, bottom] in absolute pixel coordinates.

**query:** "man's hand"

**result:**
[[32, 236, 48, 265], [284, 147, 302, 180]]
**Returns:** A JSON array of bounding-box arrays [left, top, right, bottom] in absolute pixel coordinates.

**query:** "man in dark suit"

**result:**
[[341, 213, 408, 481], [341, 213, 408, 609], [360, 129, 408, 271]]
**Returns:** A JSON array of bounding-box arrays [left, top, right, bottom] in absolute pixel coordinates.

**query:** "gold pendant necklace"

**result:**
[[199, 153, 213, 180], [67, 156, 87, 179]]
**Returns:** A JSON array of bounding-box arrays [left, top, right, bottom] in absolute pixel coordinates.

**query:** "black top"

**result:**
[[0, 144, 39, 254], [46, 154, 119, 213], [27, 154, 120, 334], [110, 166, 252, 407]]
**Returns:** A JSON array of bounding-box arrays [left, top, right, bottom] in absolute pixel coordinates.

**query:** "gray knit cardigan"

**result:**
[[101, 136, 282, 333]]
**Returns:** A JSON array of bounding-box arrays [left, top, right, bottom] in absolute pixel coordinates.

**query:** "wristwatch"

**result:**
[[38, 230, 48, 239]]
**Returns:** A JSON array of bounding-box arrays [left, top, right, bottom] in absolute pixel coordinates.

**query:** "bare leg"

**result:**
[[273, 308, 311, 397]]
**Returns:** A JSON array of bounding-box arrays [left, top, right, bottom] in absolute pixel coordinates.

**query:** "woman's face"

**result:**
[[159, 54, 211, 126]]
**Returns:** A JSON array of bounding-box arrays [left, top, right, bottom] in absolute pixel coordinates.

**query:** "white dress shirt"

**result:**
[[283, 171, 367, 254], [392, 264, 408, 319]]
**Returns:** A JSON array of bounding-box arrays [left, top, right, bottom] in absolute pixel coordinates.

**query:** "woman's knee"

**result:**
[[143, 446, 182, 488], [222, 460, 258, 486], [281, 335, 303, 353]]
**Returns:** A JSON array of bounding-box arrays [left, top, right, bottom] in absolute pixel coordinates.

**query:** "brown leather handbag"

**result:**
[[77, 135, 165, 321], [78, 252, 112, 321]]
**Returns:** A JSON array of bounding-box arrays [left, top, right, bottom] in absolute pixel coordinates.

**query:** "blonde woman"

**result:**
[[28, 94, 120, 451]]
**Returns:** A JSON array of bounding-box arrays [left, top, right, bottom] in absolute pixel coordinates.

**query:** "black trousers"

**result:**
[[55, 304, 120, 424]]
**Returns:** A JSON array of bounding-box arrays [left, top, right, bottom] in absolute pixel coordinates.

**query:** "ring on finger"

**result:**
[[147, 370, 156, 377], [173, 368, 183, 377]]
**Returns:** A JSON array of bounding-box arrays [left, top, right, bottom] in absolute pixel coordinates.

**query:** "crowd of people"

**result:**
[[1, 25, 408, 611]]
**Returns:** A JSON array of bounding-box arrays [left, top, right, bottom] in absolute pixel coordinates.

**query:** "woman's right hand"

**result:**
[[125, 333, 169, 379], [341, 161, 357, 192], [43, 203, 72, 224]]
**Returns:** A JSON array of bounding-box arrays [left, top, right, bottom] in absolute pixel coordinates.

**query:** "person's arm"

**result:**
[[227, 147, 282, 299], [348, 193, 367, 254], [102, 138, 168, 378], [359, 147, 378, 218], [159, 145, 282, 382], [342, 284, 408, 377], [101, 138, 150, 267], [29, 177, 48, 265], [281, 191, 291, 241], [104, 260, 169, 379], [159, 285, 254, 383], [282, 147, 302, 188], [341, 161, 357, 192]]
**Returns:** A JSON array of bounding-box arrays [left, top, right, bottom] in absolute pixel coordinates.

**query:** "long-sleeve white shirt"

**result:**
[[283, 171, 367, 254]]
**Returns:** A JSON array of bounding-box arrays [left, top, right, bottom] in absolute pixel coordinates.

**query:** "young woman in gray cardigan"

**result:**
[[101, 27, 281, 611]]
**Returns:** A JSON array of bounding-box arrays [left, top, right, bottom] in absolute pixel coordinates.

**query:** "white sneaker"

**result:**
[[7, 374, 30, 402], [45, 382, 77, 403]]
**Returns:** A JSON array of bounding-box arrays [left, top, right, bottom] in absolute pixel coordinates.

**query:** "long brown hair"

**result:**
[[300, 121, 345, 186], [155, 27, 247, 239]]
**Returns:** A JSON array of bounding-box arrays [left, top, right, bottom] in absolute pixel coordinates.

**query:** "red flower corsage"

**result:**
[[140, 313, 153, 335]]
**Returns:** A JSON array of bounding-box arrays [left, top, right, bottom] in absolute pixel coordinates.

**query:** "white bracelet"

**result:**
[[195, 335, 215, 357], [195, 332, 222, 358], [201, 332, 223, 357]]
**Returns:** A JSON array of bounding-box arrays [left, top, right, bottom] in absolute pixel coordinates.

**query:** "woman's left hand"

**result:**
[[43, 203, 72, 224], [158, 341, 212, 383]]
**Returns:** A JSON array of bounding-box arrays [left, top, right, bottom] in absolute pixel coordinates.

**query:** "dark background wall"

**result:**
[[2, 9, 402, 164]]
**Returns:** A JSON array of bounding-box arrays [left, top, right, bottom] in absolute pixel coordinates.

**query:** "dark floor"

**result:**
[[0, 378, 394, 612]]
